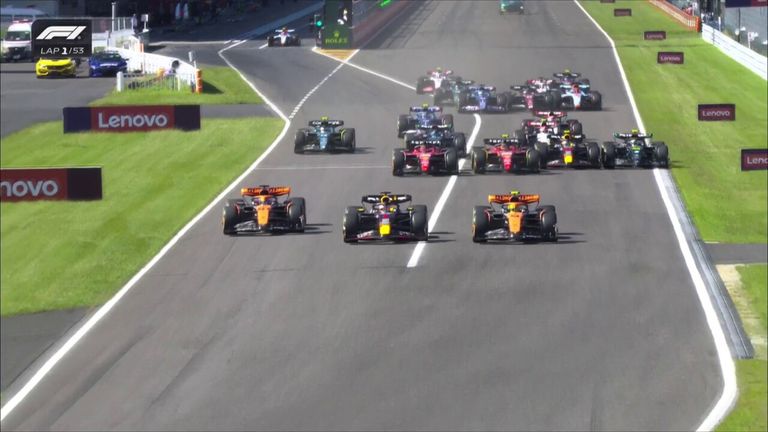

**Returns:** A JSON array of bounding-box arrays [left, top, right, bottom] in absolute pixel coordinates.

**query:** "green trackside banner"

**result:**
[[323, 0, 353, 48]]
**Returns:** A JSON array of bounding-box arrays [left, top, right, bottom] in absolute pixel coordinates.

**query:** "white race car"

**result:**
[[267, 27, 301, 47], [416, 68, 456, 95]]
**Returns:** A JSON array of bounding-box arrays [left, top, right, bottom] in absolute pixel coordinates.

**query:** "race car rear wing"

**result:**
[[483, 137, 520, 146], [362, 193, 412, 204], [560, 83, 590, 90], [614, 132, 652, 139], [409, 106, 442, 113], [242, 185, 291, 197], [414, 124, 451, 131], [407, 139, 444, 147], [309, 119, 343, 127], [274, 28, 295, 33], [510, 85, 531, 91], [554, 72, 581, 79], [533, 111, 567, 118], [488, 193, 540, 205]]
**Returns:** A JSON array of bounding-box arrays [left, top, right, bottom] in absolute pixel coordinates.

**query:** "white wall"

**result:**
[[702, 23, 768, 80]]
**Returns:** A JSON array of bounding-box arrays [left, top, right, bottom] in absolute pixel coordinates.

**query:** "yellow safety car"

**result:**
[[35, 58, 77, 78]]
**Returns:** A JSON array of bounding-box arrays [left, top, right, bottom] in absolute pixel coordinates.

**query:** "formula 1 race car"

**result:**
[[433, 78, 476, 106], [558, 82, 602, 111], [509, 82, 561, 111], [343, 193, 428, 243], [470, 134, 541, 174], [538, 132, 601, 168], [601, 130, 669, 168], [517, 111, 585, 146], [397, 104, 453, 137], [416, 67, 457, 95], [393, 139, 460, 176], [403, 124, 468, 157], [222, 185, 306, 235], [294, 117, 356, 153], [499, 0, 524, 14], [472, 191, 558, 243], [458, 85, 513, 113], [267, 27, 301, 47]]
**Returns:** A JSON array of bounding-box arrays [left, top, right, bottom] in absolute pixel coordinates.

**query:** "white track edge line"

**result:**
[[406, 113, 481, 268], [0, 37, 291, 423], [573, 2, 736, 431]]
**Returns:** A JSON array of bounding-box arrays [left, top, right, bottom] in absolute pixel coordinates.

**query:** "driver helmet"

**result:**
[[282, 27, 288, 32], [631, 128, 640, 138], [562, 131, 571, 141], [436, 67, 442, 73], [564, 68, 571, 75]]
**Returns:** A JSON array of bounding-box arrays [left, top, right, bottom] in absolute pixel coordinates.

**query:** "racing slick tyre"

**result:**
[[601, 142, 616, 169], [294, 129, 307, 154], [654, 142, 669, 168], [472, 206, 491, 243], [526, 148, 541, 173], [514, 128, 527, 145], [416, 77, 428, 94], [341, 128, 356, 152], [267, 37, 275, 47], [590, 91, 602, 110], [535, 142, 549, 168], [397, 114, 409, 138], [442, 114, 454, 130], [581, 79, 591, 86], [410, 205, 429, 241], [537, 205, 557, 224], [288, 197, 306, 232], [454, 132, 467, 158], [392, 149, 406, 176], [222, 205, 238, 235], [471, 147, 486, 174], [458, 91, 470, 112], [445, 148, 459, 174], [587, 142, 601, 168], [343, 206, 360, 243], [539, 207, 558, 242]]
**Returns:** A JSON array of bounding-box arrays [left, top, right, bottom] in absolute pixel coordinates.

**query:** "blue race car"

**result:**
[[294, 117, 356, 153], [88, 51, 128, 77], [397, 104, 453, 138], [458, 85, 513, 113]]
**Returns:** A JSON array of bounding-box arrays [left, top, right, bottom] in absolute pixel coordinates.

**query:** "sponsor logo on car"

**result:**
[[657, 51, 684, 64], [698, 104, 736, 121], [741, 149, 768, 171], [644, 31, 667, 40]]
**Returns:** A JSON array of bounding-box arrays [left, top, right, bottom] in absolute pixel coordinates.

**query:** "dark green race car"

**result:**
[[500, 0, 524, 14]]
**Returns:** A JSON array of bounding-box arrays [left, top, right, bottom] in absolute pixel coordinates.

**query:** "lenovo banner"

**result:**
[[614, 8, 632, 16], [63, 105, 200, 133], [0, 167, 102, 202], [698, 104, 736, 121], [741, 149, 768, 171], [644, 31, 667, 40], [657, 51, 685, 64], [726, 0, 767, 8]]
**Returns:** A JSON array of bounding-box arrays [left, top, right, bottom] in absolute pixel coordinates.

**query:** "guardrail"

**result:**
[[702, 23, 767, 80], [648, 0, 700, 31]]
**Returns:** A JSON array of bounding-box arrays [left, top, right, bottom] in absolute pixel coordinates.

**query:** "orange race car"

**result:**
[[222, 185, 306, 235], [472, 191, 558, 243]]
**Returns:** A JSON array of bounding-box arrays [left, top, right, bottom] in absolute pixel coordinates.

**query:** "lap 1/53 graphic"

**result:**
[[31, 19, 92, 58]]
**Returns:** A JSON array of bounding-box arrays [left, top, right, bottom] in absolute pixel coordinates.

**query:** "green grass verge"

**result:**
[[718, 264, 767, 432], [581, 0, 767, 243], [90, 66, 263, 106], [0, 117, 283, 316]]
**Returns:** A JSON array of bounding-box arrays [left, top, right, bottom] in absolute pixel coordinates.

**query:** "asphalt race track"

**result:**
[[2, 1, 722, 430]]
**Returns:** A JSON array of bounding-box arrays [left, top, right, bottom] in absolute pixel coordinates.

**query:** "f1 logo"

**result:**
[[36, 26, 87, 40]]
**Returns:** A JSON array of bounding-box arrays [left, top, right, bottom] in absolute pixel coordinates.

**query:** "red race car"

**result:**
[[470, 134, 541, 174], [392, 139, 459, 176]]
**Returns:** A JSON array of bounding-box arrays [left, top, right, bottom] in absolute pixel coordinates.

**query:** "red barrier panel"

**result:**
[[648, 0, 701, 31]]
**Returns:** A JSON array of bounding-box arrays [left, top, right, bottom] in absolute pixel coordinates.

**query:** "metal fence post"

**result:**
[[116, 71, 124, 92]]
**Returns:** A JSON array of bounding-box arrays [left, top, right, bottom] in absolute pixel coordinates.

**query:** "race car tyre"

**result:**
[[222, 206, 238, 235], [602, 142, 616, 169], [341, 128, 356, 152], [537, 205, 557, 224], [540, 208, 558, 242], [454, 132, 467, 158], [496, 93, 509, 111], [392, 149, 406, 176], [514, 128, 527, 145], [343, 207, 360, 243], [416, 77, 428, 94], [397, 114, 409, 138], [472, 206, 491, 243], [654, 142, 669, 168], [267, 37, 275, 47], [294, 129, 306, 154], [581, 78, 591, 86], [591, 91, 602, 110], [550, 91, 562, 110], [288, 197, 306, 232], [410, 205, 429, 241], [587, 142, 601, 168], [471, 147, 486, 174], [458, 91, 469, 111], [442, 114, 454, 130], [526, 148, 541, 173], [535, 142, 549, 168], [445, 148, 459, 174]]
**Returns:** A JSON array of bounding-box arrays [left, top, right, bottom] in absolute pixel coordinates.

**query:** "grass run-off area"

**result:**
[[0, 118, 283, 316], [91, 66, 263, 106], [581, 0, 767, 243], [718, 264, 767, 432]]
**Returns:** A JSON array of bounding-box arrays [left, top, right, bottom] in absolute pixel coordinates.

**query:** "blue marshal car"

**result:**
[[88, 51, 128, 77]]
